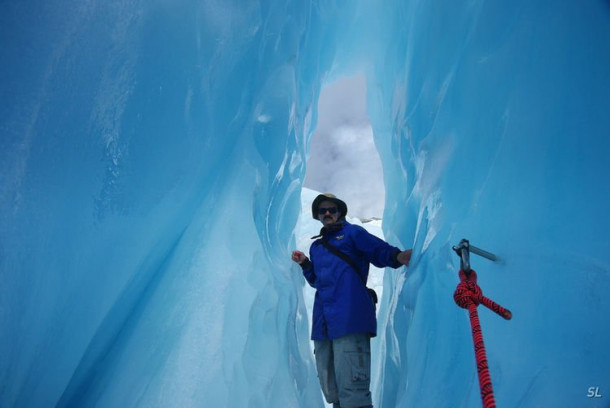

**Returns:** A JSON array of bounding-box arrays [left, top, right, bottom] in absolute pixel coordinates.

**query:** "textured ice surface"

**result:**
[[1, 1, 609, 407]]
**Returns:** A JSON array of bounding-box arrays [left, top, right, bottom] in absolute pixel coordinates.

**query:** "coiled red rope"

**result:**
[[454, 269, 512, 408]]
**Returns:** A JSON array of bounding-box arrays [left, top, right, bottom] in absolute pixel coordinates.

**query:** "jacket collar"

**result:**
[[311, 219, 347, 239]]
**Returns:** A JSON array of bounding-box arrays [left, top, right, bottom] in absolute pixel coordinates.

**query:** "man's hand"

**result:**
[[291, 250, 307, 265], [397, 249, 412, 266]]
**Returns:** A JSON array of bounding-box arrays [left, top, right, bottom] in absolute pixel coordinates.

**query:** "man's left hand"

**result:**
[[397, 249, 412, 266]]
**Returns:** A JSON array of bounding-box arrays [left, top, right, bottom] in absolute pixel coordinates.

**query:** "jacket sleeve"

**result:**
[[351, 225, 403, 269], [300, 256, 317, 288]]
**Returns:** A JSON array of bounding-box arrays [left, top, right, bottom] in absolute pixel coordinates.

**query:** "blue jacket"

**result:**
[[301, 221, 403, 341]]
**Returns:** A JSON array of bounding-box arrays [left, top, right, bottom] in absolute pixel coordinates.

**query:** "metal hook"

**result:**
[[452, 239, 500, 273]]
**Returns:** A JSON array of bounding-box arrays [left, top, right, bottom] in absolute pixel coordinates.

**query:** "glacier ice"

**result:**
[[1, 1, 610, 407]]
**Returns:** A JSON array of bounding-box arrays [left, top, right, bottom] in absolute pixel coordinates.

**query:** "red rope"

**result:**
[[454, 269, 512, 408]]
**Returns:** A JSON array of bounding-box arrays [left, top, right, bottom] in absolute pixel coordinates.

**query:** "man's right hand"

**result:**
[[291, 250, 307, 264]]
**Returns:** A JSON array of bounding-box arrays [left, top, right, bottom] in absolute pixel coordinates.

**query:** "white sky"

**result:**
[[303, 75, 386, 219]]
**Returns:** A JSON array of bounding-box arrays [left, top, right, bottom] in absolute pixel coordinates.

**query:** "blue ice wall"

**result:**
[[366, 1, 610, 407], [1, 1, 336, 406], [1, 1, 609, 408]]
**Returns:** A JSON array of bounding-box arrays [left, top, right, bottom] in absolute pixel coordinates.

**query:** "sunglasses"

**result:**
[[318, 207, 338, 215]]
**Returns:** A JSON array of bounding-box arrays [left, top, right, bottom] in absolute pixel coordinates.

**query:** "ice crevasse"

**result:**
[[1, 1, 609, 407]]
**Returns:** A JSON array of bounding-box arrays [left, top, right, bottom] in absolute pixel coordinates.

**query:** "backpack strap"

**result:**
[[319, 239, 367, 287], [319, 239, 379, 304]]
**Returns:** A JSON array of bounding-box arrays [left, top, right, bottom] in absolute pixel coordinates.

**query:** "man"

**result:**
[[291, 193, 412, 408]]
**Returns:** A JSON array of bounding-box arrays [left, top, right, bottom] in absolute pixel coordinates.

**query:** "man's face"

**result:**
[[317, 200, 340, 227]]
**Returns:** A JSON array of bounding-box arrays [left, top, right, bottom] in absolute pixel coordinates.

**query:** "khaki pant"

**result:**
[[313, 333, 373, 408]]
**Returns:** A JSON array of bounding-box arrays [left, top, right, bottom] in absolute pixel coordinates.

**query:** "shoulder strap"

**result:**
[[319, 239, 367, 286]]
